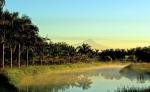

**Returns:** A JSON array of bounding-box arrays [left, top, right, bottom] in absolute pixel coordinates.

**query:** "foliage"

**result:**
[[1, 0, 150, 68], [116, 86, 150, 92], [98, 47, 150, 63], [2, 62, 104, 85]]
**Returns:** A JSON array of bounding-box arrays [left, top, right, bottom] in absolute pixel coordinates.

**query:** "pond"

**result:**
[[1, 66, 150, 92]]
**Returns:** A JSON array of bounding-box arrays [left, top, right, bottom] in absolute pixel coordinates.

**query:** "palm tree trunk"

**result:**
[[18, 43, 20, 68], [32, 59, 34, 65], [10, 47, 13, 69], [41, 58, 43, 65], [2, 43, 5, 69], [27, 48, 29, 67], [26, 85, 29, 92]]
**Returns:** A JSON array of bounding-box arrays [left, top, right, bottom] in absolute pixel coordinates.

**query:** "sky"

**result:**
[[4, 0, 150, 48]]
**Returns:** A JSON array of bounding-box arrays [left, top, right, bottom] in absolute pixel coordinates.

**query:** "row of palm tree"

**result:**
[[0, 0, 99, 68], [98, 47, 150, 62], [1, 0, 150, 69], [0, 1, 96, 67], [32, 41, 97, 65], [0, 0, 43, 68]]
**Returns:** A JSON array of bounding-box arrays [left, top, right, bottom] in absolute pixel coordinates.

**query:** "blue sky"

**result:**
[[4, 0, 150, 48]]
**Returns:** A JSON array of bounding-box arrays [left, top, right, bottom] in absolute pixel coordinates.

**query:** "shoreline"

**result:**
[[0, 62, 129, 86], [18, 63, 128, 87]]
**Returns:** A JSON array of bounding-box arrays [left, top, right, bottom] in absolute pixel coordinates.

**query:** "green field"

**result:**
[[0, 62, 150, 88], [0, 62, 127, 86], [125, 63, 150, 73]]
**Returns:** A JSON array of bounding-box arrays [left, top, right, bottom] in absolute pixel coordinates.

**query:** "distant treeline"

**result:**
[[0, 0, 150, 68], [99, 47, 150, 62]]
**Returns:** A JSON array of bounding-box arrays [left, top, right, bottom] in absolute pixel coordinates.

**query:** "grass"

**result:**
[[125, 63, 150, 73], [0, 61, 127, 86], [0, 61, 149, 91], [117, 86, 150, 92]]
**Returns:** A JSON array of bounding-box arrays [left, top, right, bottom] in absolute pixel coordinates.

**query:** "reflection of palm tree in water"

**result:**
[[137, 74, 145, 83], [20, 68, 123, 92], [75, 75, 92, 90], [120, 67, 149, 83], [19, 74, 92, 92]]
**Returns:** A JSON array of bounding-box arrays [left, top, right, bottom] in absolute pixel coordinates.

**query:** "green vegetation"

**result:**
[[117, 87, 150, 92], [122, 63, 150, 73], [0, 0, 150, 92], [118, 63, 150, 92], [0, 62, 125, 86], [0, 0, 150, 70]]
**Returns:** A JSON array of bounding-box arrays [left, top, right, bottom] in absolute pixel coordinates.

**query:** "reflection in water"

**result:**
[[19, 68, 123, 92], [117, 67, 150, 92], [116, 86, 150, 92], [120, 67, 150, 83], [0, 74, 18, 92], [0, 66, 150, 92], [75, 75, 92, 90], [100, 68, 122, 80], [19, 73, 92, 92]]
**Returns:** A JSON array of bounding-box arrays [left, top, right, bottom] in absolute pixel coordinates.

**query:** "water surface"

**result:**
[[17, 66, 150, 92]]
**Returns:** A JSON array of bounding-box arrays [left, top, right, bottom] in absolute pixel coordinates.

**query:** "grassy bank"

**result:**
[[117, 86, 150, 92], [126, 63, 150, 73], [0, 61, 127, 86]]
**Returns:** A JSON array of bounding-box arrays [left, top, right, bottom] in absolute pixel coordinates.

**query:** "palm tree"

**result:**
[[10, 15, 23, 68], [0, 0, 5, 9], [0, 11, 3, 68], [2, 39, 4, 68], [23, 24, 39, 67], [0, 0, 44, 68], [2, 11, 20, 68], [32, 36, 44, 65], [0, 10, 19, 68], [77, 44, 92, 56], [13, 15, 40, 67], [8, 12, 19, 68], [12, 15, 32, 68], [76, 44, 93, 63], [0, 10, 10, 69]]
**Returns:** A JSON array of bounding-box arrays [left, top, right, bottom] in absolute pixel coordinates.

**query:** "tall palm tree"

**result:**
[[13, 15, 39, 67], [12, 15, 24, 68], [0, 0, 43, 68], [1, 11, 20, 68], [10, 15, 32, 68], [0, 10, 10, 69], [23, 24, 39, 67], [0, 0, 5, 9], [77, 44, 92, 56], [8, 12, 19, 68], [0, 10, 4, 69], [33, 36, 44, 65]]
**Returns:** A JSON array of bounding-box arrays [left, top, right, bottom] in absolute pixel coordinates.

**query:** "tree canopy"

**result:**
[[0, 0, 150, 68]]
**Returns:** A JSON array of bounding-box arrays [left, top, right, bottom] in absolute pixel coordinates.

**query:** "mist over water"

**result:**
[[5, 67, 149, 92]]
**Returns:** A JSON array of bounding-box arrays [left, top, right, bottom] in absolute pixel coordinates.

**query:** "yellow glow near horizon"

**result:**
[[50, 37, 150, 49]]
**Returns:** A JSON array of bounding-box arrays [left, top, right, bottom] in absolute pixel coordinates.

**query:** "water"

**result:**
[[0, 74, 18, 92], [18, 67, 150, 92], [1, 67, 150, 92]]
